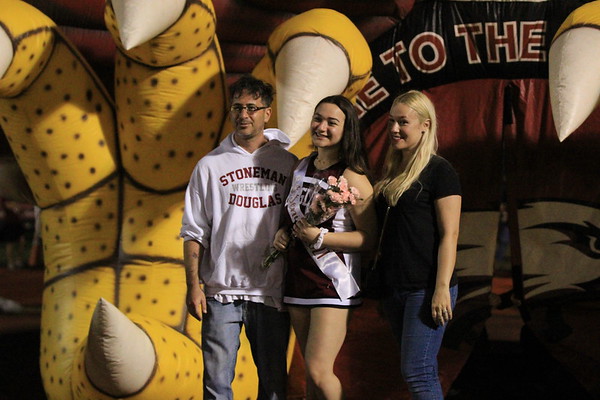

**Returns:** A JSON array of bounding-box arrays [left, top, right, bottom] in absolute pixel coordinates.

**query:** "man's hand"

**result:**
[[186, 283, 207, 321], [273, 227, 291, 251], [183, 240, 206, 320]]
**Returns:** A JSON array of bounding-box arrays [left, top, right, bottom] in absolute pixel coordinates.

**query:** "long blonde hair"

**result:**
[[374, 90, 439, 206]]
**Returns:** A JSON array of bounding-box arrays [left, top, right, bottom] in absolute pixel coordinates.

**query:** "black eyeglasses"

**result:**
[[230, 104, 268, 114]]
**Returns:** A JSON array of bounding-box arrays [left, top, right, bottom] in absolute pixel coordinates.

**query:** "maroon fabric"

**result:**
[[284, 156, 351, 303], [24, 0, 106, 29]]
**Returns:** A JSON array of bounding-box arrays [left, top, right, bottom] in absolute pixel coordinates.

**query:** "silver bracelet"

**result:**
[[311, 228, 328, 250]]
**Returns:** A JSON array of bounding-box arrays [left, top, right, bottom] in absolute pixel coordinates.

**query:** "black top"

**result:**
[[376, 155, 461, 290]]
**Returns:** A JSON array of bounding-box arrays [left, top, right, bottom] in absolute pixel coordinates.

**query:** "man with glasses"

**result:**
[[181, 75, 297, 400]]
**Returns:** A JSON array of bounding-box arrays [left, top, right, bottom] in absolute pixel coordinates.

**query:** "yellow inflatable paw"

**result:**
[[0, 1, 372, 399], [0, 0, 257, 399]]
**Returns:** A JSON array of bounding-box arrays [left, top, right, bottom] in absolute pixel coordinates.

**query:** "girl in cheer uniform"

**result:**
[[272, 95, 377, 400]]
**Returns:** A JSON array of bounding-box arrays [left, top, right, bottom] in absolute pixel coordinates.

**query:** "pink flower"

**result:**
[[350, 187, 360, 201], [338, 176, 349, 192], [306, 175, 361, 223], [329, 192, 343, 204], [341, 190, 351, 202]]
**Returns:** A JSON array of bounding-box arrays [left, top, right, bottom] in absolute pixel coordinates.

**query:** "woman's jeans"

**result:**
[[383, 285, 458, 400], [202, 298, 290, 400]]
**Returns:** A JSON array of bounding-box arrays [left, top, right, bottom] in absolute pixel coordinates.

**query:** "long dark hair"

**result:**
[[315, 95, 369, 175]]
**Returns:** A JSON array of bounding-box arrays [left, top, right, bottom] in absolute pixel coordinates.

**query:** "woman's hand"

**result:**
[[431, 287, 453, 326], [292, 218, 320, 245], [432, 194, 460, 326], [273, 227, 292, 251]]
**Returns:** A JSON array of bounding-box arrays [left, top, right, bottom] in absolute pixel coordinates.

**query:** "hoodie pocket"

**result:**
[[210, 239, 272, 288]]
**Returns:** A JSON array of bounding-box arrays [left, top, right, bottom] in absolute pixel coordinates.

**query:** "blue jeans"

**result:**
[[202, 298, 290, 400], [382, 285, 458, 400]]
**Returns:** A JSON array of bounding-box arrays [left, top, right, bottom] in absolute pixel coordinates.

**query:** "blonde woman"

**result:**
[[374, 90, 461, 400]]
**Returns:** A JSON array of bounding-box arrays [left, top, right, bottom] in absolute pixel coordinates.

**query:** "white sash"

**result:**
[[286, 157, 360, 300]]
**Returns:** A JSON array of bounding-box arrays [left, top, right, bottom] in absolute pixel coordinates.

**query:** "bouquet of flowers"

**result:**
[[261, 175, 360, 269]]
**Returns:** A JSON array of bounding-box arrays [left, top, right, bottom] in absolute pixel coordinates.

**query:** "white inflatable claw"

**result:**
[[112, 0, 186, 50], [275, 36, 350, 146], [251, 8, 372, 155], [549, 27, 600, 142], [84, 298, 156, 397], [0, 24, 13, 79]]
